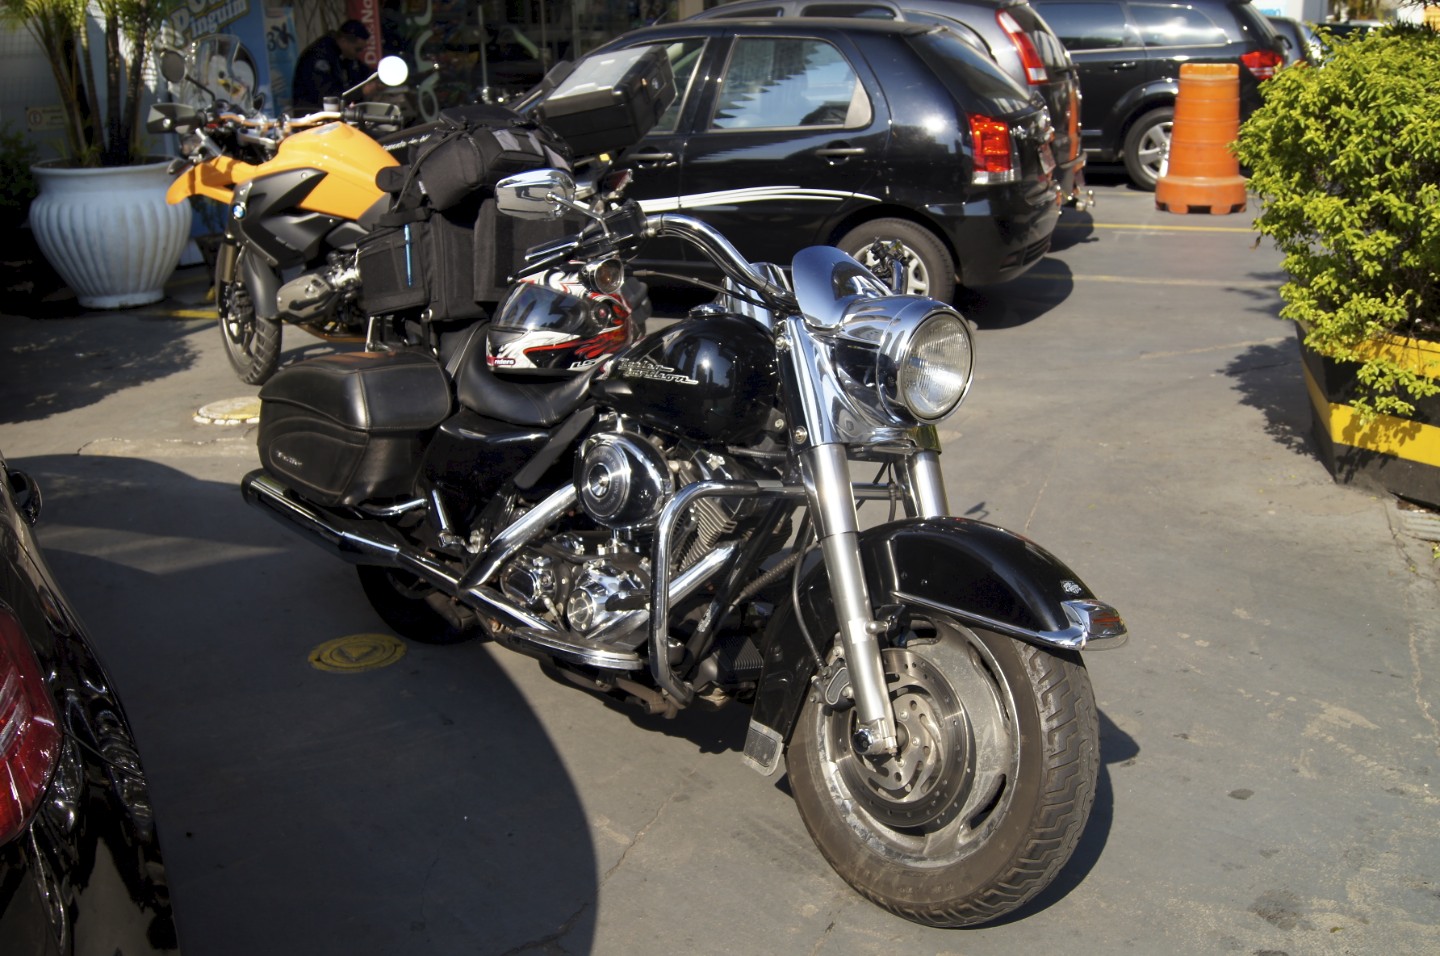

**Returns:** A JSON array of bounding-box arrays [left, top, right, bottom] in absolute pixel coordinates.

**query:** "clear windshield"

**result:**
[[165, 34, 260, 115]]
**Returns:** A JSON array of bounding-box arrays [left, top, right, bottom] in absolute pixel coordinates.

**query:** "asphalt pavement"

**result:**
[[2, 171, 1438, 956]]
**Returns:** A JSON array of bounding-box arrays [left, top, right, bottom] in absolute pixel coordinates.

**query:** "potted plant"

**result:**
[[0, 0, 190, 308], [1234, 20, 1440, 507]]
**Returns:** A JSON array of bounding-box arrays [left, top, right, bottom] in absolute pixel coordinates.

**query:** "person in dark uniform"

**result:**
[[291, 19, 373, 112]]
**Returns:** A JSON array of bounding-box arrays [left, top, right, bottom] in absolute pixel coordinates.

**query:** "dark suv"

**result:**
[[1030, 0, 1284, 189]]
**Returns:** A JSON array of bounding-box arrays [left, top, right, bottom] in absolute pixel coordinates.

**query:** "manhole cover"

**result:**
[[195, 397, 260, 425], [309, 633, 407, 673]]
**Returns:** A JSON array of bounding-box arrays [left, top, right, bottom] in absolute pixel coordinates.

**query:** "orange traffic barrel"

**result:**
[[1155, 63, 1247, 215]]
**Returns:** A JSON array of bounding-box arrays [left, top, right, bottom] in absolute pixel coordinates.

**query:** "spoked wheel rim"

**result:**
[[218, 280, 257, 354], [851, 242, 932, 297], [814, 624, 1019, 865]]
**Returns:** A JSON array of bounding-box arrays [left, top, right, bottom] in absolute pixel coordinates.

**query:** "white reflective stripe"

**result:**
[[636, 186, 880, 214]]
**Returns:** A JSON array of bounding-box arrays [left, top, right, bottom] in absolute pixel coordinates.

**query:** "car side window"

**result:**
[[1032, 2, 1140, 50], [650, 38, 710, 133], [1129, 3, 1228, 46], [710, 37, 872, 131]]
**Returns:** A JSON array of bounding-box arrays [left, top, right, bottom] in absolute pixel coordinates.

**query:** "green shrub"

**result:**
[[0, 121, 38, 226], [1234, 24, 1440, 418]]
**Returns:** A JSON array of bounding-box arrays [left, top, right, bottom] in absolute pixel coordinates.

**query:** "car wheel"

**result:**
[[1123, 107, 1174, 191], [837, 219, 955, 304]]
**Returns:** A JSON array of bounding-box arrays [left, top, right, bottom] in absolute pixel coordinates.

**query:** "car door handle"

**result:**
[[1109, 61, 1139, 71], [627, 151, 677, 165], [815, 146, 866, 158]]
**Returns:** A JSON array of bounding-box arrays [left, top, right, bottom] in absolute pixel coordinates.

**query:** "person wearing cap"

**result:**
[[292, 19, 374, 112]]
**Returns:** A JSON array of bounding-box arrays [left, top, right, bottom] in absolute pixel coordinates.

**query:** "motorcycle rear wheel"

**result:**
[[217, 253, 281, 385], [786, 615, 1097, 927], [356, 565, 478, 645]]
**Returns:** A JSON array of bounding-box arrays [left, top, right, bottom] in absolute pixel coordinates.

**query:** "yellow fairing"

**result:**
[[164, 123, 399, 220]]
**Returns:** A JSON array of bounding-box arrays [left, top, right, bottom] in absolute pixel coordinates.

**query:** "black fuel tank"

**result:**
[[592, 314, 778, 444]]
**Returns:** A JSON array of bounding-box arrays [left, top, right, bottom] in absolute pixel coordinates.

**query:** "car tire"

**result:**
[[1123, 107, 1174, 191], [837, 219, 956, 304]]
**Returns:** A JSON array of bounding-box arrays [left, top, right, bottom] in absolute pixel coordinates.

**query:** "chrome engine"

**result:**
[[499, 533, 650, 640], [497, 422, 760, 641]]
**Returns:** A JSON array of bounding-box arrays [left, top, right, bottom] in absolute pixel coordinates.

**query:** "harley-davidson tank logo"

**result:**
[[615, 357, 698, 386]]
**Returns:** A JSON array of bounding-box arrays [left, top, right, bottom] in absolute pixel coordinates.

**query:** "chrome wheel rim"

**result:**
[[815, 625, 1020, 865]]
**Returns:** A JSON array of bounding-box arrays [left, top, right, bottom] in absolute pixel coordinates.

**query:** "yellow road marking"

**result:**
[[1025, 272, 1279, 290], [1058, 221, 1256, 234]]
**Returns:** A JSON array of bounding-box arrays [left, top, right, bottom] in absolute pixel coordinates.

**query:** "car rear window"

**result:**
[[908, 28, 1033, 113], [1033, 2, 1141, 50]]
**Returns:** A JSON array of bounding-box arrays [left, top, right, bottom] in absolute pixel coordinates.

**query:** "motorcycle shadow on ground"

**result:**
[[15, 453, 601, 955], [0, 312, 205, 424]]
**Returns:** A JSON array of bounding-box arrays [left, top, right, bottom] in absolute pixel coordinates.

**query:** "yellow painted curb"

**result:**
[[309, 634, 407, 673]]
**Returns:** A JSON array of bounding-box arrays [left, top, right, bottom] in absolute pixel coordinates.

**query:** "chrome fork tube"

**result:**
[[905, 448, 949, 518], [803, 443, 898, 754]]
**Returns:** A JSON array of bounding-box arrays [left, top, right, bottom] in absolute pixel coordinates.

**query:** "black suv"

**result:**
[[1030, 0, 1284, 189]]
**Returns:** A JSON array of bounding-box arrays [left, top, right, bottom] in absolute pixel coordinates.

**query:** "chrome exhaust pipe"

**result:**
[[241, 469, 556, 633]]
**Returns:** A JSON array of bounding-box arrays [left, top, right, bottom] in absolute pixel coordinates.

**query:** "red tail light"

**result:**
[[996, 10, 1049, 84], [1241, 48, 1284, 80], [969, 114, 1017, 184], [0, 608, 61, 844]]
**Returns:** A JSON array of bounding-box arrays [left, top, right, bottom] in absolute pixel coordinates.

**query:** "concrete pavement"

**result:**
[[1, 174, 1437, 955]]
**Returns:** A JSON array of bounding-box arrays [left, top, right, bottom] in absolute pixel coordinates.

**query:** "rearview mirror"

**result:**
[[494, 168, 577, 220], [158, 47, 186, 84]]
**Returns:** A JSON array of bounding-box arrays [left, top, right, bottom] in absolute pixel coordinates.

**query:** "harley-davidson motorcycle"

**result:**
[[240, 163, 1127, 926]]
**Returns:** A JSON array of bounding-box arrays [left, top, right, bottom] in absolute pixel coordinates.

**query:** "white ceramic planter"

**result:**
[[29, 158, 189, 310]]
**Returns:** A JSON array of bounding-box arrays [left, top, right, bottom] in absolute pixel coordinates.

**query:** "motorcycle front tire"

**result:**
[[217, 249, 281, 385], [785, 612, 1098, 928]]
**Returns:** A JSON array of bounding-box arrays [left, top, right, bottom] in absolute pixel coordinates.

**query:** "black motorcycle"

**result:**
[[239, 164, 1126, 927]]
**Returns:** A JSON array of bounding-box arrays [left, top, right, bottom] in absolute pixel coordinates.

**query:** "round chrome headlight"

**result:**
[[892, 310, 974, 423]]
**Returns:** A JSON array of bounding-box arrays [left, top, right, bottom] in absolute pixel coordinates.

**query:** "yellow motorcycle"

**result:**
[[150, 35, 410, 383]]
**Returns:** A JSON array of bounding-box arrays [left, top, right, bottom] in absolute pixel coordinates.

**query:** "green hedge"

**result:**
[[1234, 25, 1440, 418]]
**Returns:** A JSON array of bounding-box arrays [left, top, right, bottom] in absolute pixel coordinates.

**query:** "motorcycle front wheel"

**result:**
[[786, 614, 1097, 927], [216, 250, 281, 384]]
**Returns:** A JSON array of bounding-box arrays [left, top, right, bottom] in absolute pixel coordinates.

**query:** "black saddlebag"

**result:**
[[258, 351, 452, 507]]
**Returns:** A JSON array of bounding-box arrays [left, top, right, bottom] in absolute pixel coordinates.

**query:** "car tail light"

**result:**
[[996, 10, 1049, 84], [0, 608, 61, 844], [1241, 48, 1284, 80], [969, 114, 1017, 184]]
